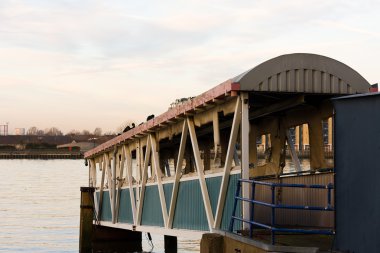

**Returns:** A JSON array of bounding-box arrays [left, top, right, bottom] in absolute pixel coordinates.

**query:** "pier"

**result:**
[[81, 53, 375, 252], [0, 150, 83, 159]]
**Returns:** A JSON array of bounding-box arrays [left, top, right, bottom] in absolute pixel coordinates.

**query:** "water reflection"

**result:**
[[0, 160, 199, 253]]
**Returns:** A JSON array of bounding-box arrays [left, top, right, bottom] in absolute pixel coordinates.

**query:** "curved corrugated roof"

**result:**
[[232, 53, 370, 94]]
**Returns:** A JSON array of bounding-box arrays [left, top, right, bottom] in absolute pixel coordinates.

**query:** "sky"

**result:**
[[0, 0, 379, 134]]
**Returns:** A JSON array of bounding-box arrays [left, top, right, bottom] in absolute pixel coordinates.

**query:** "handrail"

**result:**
[[229, 178, 335, 245]]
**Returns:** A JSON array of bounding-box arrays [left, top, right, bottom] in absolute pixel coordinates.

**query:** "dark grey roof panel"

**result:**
[[233, 53, 370, 94]]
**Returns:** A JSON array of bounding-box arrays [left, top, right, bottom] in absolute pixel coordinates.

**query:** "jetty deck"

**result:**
[[82, 53, 373, 252]]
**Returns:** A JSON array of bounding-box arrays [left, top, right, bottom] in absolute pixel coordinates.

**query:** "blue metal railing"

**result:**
[[229, 178, 335, 244]]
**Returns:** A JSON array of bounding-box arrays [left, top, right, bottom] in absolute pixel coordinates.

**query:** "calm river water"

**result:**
[[0, 160, 199, 253]]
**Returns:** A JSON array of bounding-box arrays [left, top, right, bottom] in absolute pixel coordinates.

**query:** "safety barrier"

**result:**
[[229, 178, 335, 244]]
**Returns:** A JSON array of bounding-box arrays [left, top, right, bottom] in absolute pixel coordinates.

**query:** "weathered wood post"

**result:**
[[79, 186, 95, 253]]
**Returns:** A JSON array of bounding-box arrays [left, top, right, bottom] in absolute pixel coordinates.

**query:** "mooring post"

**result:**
[[79, 186, 95, 253], [164, 235, 177, 253]]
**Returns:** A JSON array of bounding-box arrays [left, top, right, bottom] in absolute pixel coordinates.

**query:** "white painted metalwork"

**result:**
[[241, 92, 250, 229], [167, 120, 188, 228], [187, 117, 215, 229], [114, 149, 125, 222], [136, 136, 151, 225], [149, 134, 169, 227], [214, 97, 241, 229], [286, 130, 302, 172], [123, 145, 137, 225]]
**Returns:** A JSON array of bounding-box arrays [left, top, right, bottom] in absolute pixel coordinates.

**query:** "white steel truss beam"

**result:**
[[115, 146, 125, 222], [105, 153, 115, 223], [187, 117, 215, 229], [286, 130, 302, 172], [136, 136, 151, 225], [123, 145, 137, 225], [241, 92, 250, 229], [214, 97, 241, 228], [149, 134, 169, 227], [112, 149, 118, 223], [167, 120, 188, 228], [98, 154, 107, 220]]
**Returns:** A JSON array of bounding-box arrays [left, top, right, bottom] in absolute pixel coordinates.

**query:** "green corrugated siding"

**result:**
[[118, 189, 133, 223], [173, 180, 209, 231], [205, 176, 222, 217], [100, 191, 112, 222], [221, 173, 242, 231], [163, 183, 173, 213], [141, 185, 164, 227]]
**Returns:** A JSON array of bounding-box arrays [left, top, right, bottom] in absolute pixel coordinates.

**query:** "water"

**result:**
[[0, 160, 199, 253]]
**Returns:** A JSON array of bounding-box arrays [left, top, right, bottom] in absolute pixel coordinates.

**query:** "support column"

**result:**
[[295, 126, 300, 151], [328, 117, 333, 151], [164, 235, 177, 253], [79, 186, 95, 253], [241, 93, 250, 229], [302, 124, 309, 151]]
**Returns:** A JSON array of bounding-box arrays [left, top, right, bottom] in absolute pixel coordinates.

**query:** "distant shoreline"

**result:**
[[0, 149, 83, 159]]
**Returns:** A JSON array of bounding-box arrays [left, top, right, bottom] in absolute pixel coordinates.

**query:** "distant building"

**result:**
[[14, 128, 26, 135], [0, 123, 9, 136]]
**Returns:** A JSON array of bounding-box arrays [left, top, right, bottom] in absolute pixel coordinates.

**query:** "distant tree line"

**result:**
[[25, 126, 113, 136]]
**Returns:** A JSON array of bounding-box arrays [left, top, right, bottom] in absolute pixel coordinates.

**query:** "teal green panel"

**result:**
[[163, 183, 173, 213], [118, 189, 133, 224], [141, 185, 164, 227], [221, 173, 242, 231], [173, 180, 209, 231], [205, 176, 222, 217], [100, 191, 112, 222]]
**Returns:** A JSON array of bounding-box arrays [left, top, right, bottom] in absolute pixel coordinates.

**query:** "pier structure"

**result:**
[[83, 53, 371, 252]]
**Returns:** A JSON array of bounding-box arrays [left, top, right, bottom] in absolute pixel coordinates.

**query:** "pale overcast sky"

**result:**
[[0, 0, 379, 134]]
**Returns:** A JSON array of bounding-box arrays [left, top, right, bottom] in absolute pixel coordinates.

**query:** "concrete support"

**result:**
[[164, 235, 178, 253], [79, 187, 95, 253], [200, 233, 224, 253]]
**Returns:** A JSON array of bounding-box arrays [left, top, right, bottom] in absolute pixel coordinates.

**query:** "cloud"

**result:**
[[0, 0, 378, 133]]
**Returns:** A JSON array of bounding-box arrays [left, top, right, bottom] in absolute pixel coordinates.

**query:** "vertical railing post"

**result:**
[[241, 93, 250, 229], [327, 184, 332, 209], [271, 186, 275, 245], [249, 181, 256, 238], [229, 180, 241, 232]]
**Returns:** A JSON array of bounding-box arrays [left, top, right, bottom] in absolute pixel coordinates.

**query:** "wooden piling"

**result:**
[[79, 187, 95, 253]]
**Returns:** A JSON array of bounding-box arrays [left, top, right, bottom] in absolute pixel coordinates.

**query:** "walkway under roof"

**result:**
[[85, 53, 370, 158]]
